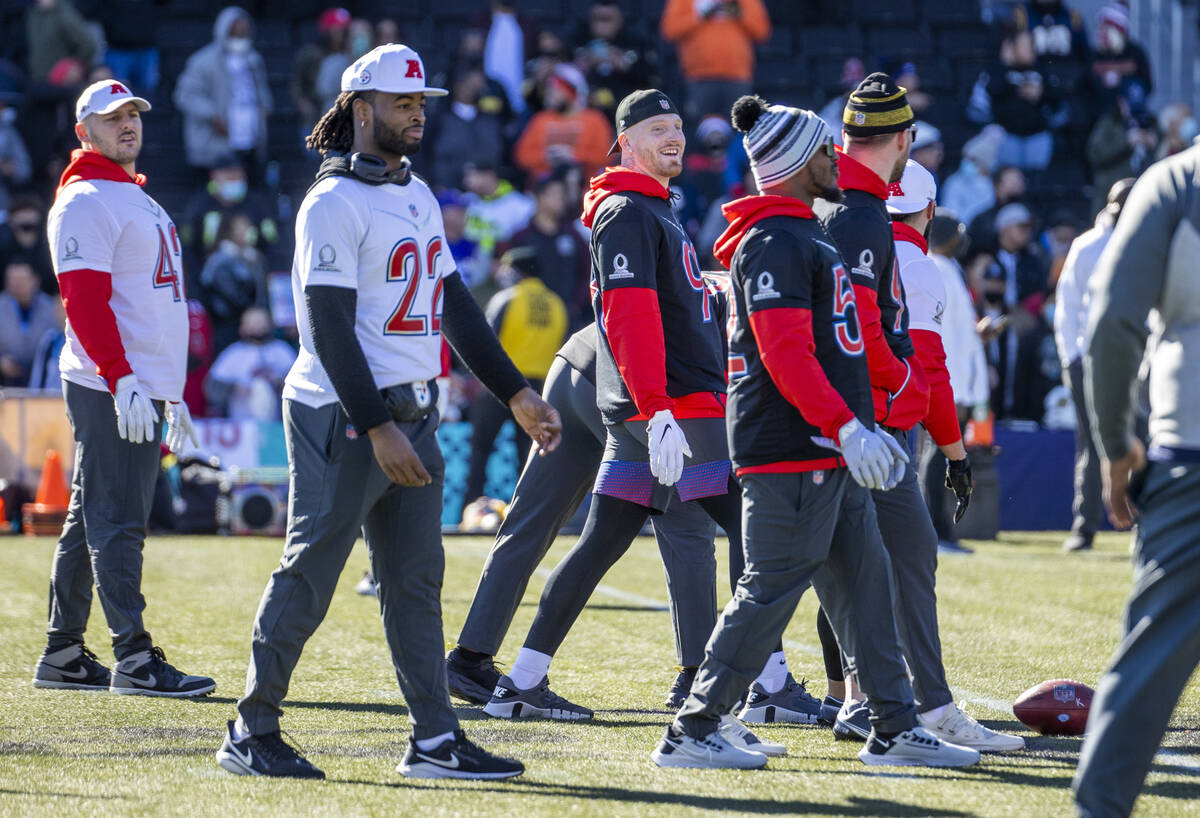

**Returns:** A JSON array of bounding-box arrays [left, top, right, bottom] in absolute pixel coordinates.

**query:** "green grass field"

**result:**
[[1, 531, 1197, 817]]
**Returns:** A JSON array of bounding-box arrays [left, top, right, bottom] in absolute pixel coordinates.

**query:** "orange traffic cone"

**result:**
[[36, 449, 70, 508]]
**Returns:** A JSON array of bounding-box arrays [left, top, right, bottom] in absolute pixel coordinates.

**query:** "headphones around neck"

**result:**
[[348, 152, 412, 185]]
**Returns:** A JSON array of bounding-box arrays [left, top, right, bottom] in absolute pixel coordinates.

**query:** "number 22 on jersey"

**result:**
[[385, 236, 444, 336]]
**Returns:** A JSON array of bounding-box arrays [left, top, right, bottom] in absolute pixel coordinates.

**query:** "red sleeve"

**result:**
[[853, 282, 908, 393], [58, 268, 133, 392], [749, 307, 856, 439], [911, 329, 961, 447], [601, 287, 673, 416]]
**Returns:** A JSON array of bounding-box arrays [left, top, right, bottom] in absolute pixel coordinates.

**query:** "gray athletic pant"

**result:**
[[458, 356, 718, 666], [1073, 461, 1200, 818], [237, 400, 458, 739], [677, 470, 917, 738], [919, 429, 955, 544], [46, 380, 162, 660], [1067, 359, 1103, 539], [867, 428, 954, 713]]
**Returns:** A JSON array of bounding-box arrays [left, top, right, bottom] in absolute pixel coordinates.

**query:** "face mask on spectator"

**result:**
[[226, 37, 252, 54], [351, 33, 372, 58], [217, 179, 248, 202], [243, 331, 271, 344]]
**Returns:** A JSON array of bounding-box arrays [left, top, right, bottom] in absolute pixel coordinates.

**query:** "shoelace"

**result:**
[[537, 679, 583, 710], [257, 731, 310, 767], [783, 675, 820, 704], [941, 708, 990, 738], [146, 646, 184, 686]]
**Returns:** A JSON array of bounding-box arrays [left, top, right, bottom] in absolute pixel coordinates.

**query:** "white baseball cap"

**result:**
[[75, 79, 151, 124], [887, 159, 937, 215], [340, 44, 447, 96]]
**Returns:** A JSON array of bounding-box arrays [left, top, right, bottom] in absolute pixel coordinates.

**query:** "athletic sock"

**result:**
[[414, 731, 456, 751], [754, 650, 788, 694], [921, 703, 951, 722], [508, 647, 552, 690], [232, 717, 251, 741]]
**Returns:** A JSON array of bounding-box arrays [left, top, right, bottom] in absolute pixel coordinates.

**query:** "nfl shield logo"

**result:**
[[659, 99, 669, 110], [409, 203, 419, 218], [854, 112, 866, 125], [414, 382, 431, 408], [1053, 684, 1076, 703], [346, 425, 358, 440], [812, 471, 825, 486]]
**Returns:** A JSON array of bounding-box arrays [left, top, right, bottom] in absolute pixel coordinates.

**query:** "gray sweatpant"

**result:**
[[1073, 461, 1200, 818], [46, 380, 162, 660], [458, 356, 718, 666], [869, 428, 953, 713], [237, 400, 458, 739], [677, 470, 917, 738], [1067, 359, 1104, 539]]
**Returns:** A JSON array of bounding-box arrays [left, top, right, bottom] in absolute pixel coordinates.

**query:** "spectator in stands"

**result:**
[[197, 211, 268, 354], [0, 88, 31, 220], [986, 25, 1059, 170], [1012, 292, 1060, 422], [0, 193, 54, 292], [324, 18, 375, 108], [1053, 177, 1132, 552], [1087, 3, 1151, 119], [98, 0, 161, 92], [0, 257, 57, 386], [572, 0, 655, 120], [290, 7, 351, 134], [1013, 0, 1089, 68], [1156, 102, 1196, 160], [940, 125, 1004, 225], [203, 306, 296, 422], [514, 63, 612, 178], [523, 29, 570, 115], [910, 121, 944, 181], [376, 18, 399, 46], [895, 62, 935, 123], [1041, 208, 1081, 284], [184, 299, 214, 417], [25, 0, 96, 85], [483, 0, 534, 115], [426, 62, 506, 191], [180, 157, 281, 279], [661, 0, 770, 125], [967, 164, 1027, 260], [463, 247, 567, 510], [503, 169, 590, 326], [173, 7, 273, 184], [1086, 101, 1158, 216], [818, 57, 866, 147], [463, 160, 535, 264], [676, 113, 732, 235], [27, 296, 65, 391], [439, 190, 488, 290]]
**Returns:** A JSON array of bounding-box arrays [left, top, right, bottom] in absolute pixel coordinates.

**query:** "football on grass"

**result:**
[[1013, 679, 1093, 735]]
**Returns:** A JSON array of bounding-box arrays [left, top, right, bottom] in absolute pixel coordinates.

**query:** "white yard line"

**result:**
[[1155, 748, 1200, 772]]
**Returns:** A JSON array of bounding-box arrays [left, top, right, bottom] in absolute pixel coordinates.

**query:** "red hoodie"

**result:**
[[581, 167, 725, 419], [55, 149, 147, 391]]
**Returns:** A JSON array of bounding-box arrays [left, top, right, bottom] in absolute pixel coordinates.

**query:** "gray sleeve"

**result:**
[[1084, 159, 1188, 461]]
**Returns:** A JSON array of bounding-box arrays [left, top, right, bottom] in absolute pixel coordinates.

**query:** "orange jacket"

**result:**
[[660, 0, 770, 83], [513, 108, 615, 178]]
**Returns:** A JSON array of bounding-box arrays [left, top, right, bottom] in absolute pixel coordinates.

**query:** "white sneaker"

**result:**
[[858, 726, 980, 767], [355, 572, 378, 597], [918, 703, 1025, 752], [719, 715, 786, 757], [651, 723, 768, 769]]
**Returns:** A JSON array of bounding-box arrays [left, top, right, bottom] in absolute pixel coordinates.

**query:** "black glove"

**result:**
[[945, 456, 973, 524]]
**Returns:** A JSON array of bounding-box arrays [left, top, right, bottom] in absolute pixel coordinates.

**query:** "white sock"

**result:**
[[922, 703, 951, 722], [232, 717, 251, 741], [508, 647, 552, 690], [754, 651, 788, 694], [414, 730, 456, 751]]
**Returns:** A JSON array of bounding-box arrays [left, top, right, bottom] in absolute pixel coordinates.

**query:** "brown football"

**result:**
[[1013, 679, 1093, 735]]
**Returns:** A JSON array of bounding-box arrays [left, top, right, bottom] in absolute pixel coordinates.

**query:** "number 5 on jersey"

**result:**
[[385, 236, 444, 335]]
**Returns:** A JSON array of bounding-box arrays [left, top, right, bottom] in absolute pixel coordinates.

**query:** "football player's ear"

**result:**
[[75, 122, 88, 144], [353, 97, 372, 129]]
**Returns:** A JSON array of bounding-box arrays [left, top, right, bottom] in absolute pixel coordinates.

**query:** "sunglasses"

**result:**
[[909, 125, 919, 141], [821, 136, 836, 158]]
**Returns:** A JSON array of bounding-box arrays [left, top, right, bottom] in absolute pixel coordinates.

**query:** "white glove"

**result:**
[[837, 418, 892, 490], [879, 430, 911, 491], [164, 400, 199, 454], [113, 374, 159, 445], [647, 409, 692, 487]]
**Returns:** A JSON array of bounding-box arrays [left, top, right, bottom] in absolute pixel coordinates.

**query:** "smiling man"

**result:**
[[216, 44, 560, 781]]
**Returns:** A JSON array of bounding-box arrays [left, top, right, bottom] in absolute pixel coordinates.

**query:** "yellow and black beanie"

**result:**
[[843, 72, 914, 137]]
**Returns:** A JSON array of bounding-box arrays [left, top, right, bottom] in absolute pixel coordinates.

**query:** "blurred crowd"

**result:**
[[0, 0, 1193, 457]]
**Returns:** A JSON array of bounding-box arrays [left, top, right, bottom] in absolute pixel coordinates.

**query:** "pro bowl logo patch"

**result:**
[[359, 69, 371, 85]]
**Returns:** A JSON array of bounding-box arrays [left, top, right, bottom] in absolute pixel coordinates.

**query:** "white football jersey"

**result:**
[[895, 239, 947, 336], [48, 179, 188, 400], [283, 173, 454, 409]]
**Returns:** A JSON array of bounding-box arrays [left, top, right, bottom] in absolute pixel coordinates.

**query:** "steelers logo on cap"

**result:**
[[359, 70, 371, 85]]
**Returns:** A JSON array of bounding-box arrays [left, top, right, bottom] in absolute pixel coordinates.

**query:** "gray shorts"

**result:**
[[594, 417, 731, 513]]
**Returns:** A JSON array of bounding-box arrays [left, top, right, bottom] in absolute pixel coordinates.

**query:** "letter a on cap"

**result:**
[[111, 82, 128, 94], [406, 60, 422, 78]]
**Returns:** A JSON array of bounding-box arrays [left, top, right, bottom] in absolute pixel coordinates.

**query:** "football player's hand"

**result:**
[[837, 418, 893, 491], [164, 400, 199, 454], [945, 456, 973, 523], [509, 387, 562, 454], [647, 409, 692, 487], [1103, 436, 1146, 530], [879, 429, 911, 491], [113, 374, 160, 444], [368, 421, 431, 486]]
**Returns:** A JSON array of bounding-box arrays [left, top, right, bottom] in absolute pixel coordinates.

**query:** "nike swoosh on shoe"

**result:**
[[416, 751, 460, 769]]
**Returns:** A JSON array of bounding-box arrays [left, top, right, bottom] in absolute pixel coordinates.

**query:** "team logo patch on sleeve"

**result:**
[[852, 249, 875, 279], [62, 237, 81, 261], [610, 253, 634, 280], [315, 244, 340, 272], [751, 271, 781, 301]]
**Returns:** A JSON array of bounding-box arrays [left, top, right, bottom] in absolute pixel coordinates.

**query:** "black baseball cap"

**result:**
[[609, 89, 680, 154]]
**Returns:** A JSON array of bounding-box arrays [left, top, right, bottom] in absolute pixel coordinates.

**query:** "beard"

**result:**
[[374, 118, 420, 156], [889, 153, 908, 184], [816, 178, 843, 202]]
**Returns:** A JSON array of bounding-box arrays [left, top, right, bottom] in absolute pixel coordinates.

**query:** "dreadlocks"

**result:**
[[306, 91, 375, 155]]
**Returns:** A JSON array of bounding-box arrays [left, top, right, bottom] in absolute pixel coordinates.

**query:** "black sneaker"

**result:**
[[818, 695, 843, 726], [32, 643, 111, 691], [665, 667, 698, 709], [446, 648, 502, 705], [738, 674, 822, 724], [216, 720, 326, 778], [110, 646, 215, 698], [833, 699, 872, 740], [397, 729, 524, 779], [483, 674, 593, 720]]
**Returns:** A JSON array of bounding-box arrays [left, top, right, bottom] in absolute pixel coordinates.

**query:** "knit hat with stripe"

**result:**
[[731, 95, 830, 190], [842, 72, 914, 137]]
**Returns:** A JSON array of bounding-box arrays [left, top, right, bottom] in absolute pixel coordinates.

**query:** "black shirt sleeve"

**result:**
[[304, 284, 392, 434], [441, 271, 529, 403]]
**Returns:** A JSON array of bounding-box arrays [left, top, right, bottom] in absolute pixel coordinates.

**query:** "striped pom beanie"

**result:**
[[731, 95, 830, 190], [842, 72, 914, 137]]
